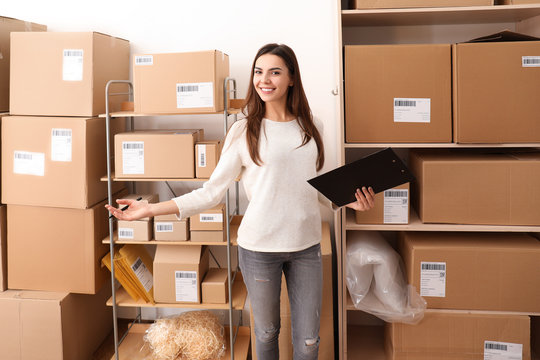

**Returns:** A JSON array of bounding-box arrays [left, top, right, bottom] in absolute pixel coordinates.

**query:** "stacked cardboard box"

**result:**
[[116, 193, 159, 241], [190, 203, 226, 242], [154, 214, 189, 241]]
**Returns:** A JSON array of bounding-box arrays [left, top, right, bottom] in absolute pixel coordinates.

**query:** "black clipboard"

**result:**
[[307, 148, 415, 207]]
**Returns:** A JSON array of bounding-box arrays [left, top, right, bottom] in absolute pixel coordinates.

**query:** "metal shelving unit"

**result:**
[[103, 78, 248, 360]]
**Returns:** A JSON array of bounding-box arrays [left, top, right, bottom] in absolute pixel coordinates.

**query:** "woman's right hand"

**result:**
[[105, 199, 152, 221]]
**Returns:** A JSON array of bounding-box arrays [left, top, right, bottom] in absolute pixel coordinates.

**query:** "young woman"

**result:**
[[106, 43, 375, 360]]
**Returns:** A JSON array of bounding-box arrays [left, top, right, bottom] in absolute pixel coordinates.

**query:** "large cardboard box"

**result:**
[[350, 0, 492, 8], [355, 183, 409, 224], [345, 44, 451, 143], [115, 130, 203, 179], [453, 33, 540, 143], [0, 284, 112, 360], [117, 193, 159, 241], [409, 149, 540, 225], [154, 214, 189, 241], [196, 140, 222, 179], [400, 232, 540, 312], [2, 116, 125, 208], [10, 31, 129, 116], [133, 50, 229, 114], [0, 205, 6, 291], [7, 189, 128, 294], [153, 245, 209, 303], [0, 16, 46, 111], [201, 267, 228, 304], [251, 222, 334, 359], [386, 312, 531, 360]]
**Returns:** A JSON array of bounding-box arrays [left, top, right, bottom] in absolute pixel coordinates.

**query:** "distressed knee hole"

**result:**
[[305, 338, 318, 347]]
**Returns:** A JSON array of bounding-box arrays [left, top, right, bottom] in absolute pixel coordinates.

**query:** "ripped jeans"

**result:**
[[239, 243, 322, 360]]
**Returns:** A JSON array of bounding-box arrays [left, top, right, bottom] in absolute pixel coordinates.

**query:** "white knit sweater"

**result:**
[[173, 118, 324, 252]]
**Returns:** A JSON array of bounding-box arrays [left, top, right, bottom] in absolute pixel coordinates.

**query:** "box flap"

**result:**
[[466, 30, 540, 43], [154, 245, 203, 264]]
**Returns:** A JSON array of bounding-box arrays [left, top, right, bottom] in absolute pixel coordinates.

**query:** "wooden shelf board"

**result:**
[[344, 142, 540, 148], [107, 271, 247, 310], [99, 109, 240, 118], [346, 325, 386, 360], [345, 208, 540, 232], [111, 323, 250, 360], [100, 173, 207, 182], [342, 4, 540, 26]]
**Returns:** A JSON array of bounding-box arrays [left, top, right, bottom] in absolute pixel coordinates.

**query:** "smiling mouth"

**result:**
[[260, 87, 275, 93]]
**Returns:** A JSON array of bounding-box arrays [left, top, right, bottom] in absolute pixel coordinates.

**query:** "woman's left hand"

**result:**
[[345, 186, 375, 211]]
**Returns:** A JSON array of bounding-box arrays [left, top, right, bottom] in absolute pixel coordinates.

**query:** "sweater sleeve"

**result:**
[[173, 120, 245, 219]]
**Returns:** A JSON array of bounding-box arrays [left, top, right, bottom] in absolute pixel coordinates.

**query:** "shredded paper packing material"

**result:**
[[144, 310, 226, 360], [346, 231, 425, 324]]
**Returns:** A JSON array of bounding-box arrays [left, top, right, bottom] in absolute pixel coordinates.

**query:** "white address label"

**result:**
[[131, 257, 153, 292], [122, 141, 144, 175], [13, 151, 45, 176], [176, 82, 213, 109], [522, 56, 540, 67], [198, 144, 207, 167], [118, 228, 134, 239], [383, 189, 408, 224], [394, 98, 431, 123], [200, 214, 223, 223], [135, 55, 153, 66], [484, 341, 522, 360], [51, 128, 72, 162], [155, 222, 174, 233], [420, 262, 446, 297], [175, 271, 197, 302], [62, 49, 83, 81]]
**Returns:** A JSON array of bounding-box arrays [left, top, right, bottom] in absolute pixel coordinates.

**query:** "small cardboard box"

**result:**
[[153, 245, 209, 303], [154, 214, 189, 241], [0, 205, 6, 291], [409, 149, 540, 225], [196, 140, 222, 179], [0, 16, 47, 111], [355, 183, 410, 224], [7, 189, 128, 294], [202, 267, 229, 304], [345, 44, 451, 143], [10, 31, 129, 116], [453, 31, 540, 143], [133, 50, 229, 114], [115, 129, 203, 179], [350, 0, 492, 9], [2, 115, 126, 209], [0, 284, 112, 360], [117, 194, 159, 241], [399, 232, 540, 312], [190, 203, 225, 231], [190, 230, 225, 243], [385, 312, 531, 360]]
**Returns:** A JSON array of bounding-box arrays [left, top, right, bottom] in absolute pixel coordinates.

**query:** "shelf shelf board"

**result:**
[[344, 142, 540, 148], [342, 4, 540, 26], [100, 173, 207, 182], [346, 208, 540, 232], [110, 323, 250, 360], [346, 325, 386, 360], [99, 109, 240, 118], [107, 271, 247, 310]]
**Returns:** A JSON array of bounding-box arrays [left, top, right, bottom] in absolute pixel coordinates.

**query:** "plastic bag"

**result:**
[[346, 231, 425, 324]]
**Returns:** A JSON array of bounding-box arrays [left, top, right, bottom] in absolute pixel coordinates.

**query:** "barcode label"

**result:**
[[13, 151, 45, 176], [420, 261, 446, 297], [522, 56, 540, 67], [394, 98, 430, 123], [155, 222, 174, 232], [131, 257, 153, 292], [122, 141, 144, 175], [200, 214, 223, 223], [175, 271, 198, 302], [51, 128, 72, 162], [484, 341, 522, 360], [176, 82, 214, 109], [176, 272, 197, 279], [385, 190, 408, 197], [118, 228, 134, 239], [135, 55, 153, 65], [62, 49, 83, 81], [198, 144, 207, 167], [383, 189, 408, 224]]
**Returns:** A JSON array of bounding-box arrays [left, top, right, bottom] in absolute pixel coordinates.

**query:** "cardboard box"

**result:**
[[453, 33, 540, 143], [409, 149, 540, 225], [10, 31, 129, 116], [7, 189, 128, 294], [251, 222, 334, 359], [154, 214, 189, 241], [0, 284, 112, 360], [153, 245, 209, 303], [190, 203, 225, 231], [0, 16, 46, 111], [355, 183, 409, 224], [399, 232, 540, 312], [345, 44, 451, 143], [190, 230, 225, 243], [117, 194, 159, 241], [2, 115, 126, 209], [0, 205, 6, 291], [385, 312, 531, 360], [196, 140, 222, 178], [133, 50, 229, 114], [115, 129, 203, 179], [202, 267, 228, 304], [350, 0, 492, 9]]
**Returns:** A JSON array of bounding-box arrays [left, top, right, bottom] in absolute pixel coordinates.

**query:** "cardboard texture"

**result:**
[[115, 129, 203, 179], [201, 267, 229, 304], [453, 36, 540, 143], [154, 214, 189, 241], [7, 189, 128, 294], [500, 0, 539, 3], [2, 115, 126, 209], [409, 149, 540, 225], [153, 245, 209, 303], [196, 140, 222, 178], [0, 284, 112, 360], [190, 230, 225, 243], [351, 0, 492, 8], [0, 205, 6, 291], [385, 312, 531, 360], [355, 183, 410, 224], [0, 16, 46, 112], [190, 203, 225, 231], [399, 232, 540, 312], [117, 194, 159, 241], [10, 31, 129, 116], [133, 50, 229, 114], [345, 44, 451, 143], [251, 222, 334, 359]]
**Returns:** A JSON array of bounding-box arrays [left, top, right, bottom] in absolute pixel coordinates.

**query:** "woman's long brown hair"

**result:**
[[242, 43, 325, 171]]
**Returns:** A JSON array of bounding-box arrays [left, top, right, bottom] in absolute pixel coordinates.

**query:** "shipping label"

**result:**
[[13, 151, 45, 176], [198, 144, 207, 167], [51, 128, 72, 162], [176, 82, 214, 109], [62, 49, 83, 81], [118, 228, 134, 239], [175, 271, 197, 302], [131, 257, 153, 292], [122, 141, 144, 175], [135, 55, 153, 66], [383, 189, 408, 224], [420, 261, 446, 297], [155, 222, 174, 233], [394, 98, 431, 123], [522, 56, 540, 67], [484, 341, 522, 360], [200, 213, 223, 223]]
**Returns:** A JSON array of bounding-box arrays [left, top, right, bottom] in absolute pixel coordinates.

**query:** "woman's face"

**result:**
[[252, 54, 293, 106]]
